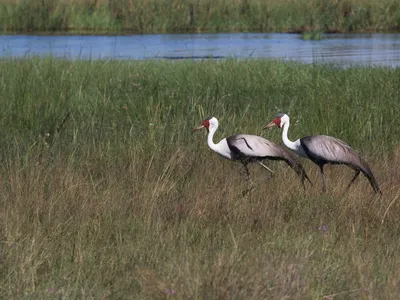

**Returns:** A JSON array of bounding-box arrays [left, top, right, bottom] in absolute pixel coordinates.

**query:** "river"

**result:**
[[1, 33, 400, 67]]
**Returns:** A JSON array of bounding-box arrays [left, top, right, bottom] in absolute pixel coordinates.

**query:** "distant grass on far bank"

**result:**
[[302, 30, 324, 40], [0, 58, 400, 298], [0, 0, 400, 34]]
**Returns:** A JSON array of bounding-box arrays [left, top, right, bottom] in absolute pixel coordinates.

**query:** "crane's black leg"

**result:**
[[241, 163, 255, 196], [345, 169, 360, 192], [239, 162, 252, 183], [319, 164, 326, 193]]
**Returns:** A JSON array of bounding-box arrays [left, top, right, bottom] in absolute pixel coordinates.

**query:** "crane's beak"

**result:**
[[263, 121, 276, 130], [193, 125, 205, 133]]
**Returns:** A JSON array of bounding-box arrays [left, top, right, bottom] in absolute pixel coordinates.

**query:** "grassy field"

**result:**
[[0, 0, 400, 34], [0, 58, 399, 298]]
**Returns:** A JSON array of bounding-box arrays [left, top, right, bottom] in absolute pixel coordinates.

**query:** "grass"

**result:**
[[0, 58, 400, 298], [302, 30, 324, 40], [0, 0, 400, 34]]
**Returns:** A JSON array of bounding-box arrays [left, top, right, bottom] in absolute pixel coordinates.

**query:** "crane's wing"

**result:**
[[300, 135, 381, 193], [300, 135, 367, 166], [227, 134, 313, 187], [226, 134, 285, 158]]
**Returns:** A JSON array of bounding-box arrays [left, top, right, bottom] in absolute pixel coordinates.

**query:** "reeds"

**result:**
[[0, 0, 400, 33], [0, 58, 399, 298]]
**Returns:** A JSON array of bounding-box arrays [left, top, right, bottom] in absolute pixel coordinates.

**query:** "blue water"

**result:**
[[1, 33, 400, 67]]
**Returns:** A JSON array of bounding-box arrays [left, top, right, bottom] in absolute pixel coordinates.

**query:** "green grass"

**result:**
[[0, 0, 400, 34], [302, 30, 324, 40], [0, 58, 400, 298]]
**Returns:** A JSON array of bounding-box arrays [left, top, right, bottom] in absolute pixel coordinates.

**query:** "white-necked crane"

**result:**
[[264, 113, 382, 194], [193, 117, 312, 190]]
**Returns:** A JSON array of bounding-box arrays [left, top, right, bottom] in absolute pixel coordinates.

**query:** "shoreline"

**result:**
[[2, 28, 400, 36]]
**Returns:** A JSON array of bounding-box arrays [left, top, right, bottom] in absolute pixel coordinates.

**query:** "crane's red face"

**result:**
[[264, 117, 282, 129], [193, 119, 210, 133]]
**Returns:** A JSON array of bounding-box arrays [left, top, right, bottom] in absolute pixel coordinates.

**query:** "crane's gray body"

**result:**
[[226, 134, 311, 187], [299, 135, 381, 194]]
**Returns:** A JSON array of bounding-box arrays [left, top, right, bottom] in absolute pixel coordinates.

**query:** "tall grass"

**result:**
[[0, 58, 400, 298], [0, 0, 400, 34]]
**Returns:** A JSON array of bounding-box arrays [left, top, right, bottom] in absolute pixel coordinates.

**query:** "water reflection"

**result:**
[[1, 33, 400, 67]]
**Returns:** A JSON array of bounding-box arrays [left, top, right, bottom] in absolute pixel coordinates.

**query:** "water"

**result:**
[[1, 33, 400, 67]]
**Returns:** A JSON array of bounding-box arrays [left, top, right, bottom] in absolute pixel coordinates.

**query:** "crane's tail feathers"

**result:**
[[360, 166, 382, 195], [298, 165, 313, 190], [284, 158, 313, 188], [303, 170, 313, 186], [364, 171, 382, 195]]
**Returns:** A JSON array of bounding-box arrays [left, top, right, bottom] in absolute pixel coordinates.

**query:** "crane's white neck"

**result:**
[[207, 125, 220, 153], [205, 124, 232, 160], [281, 120, 302, 154]]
